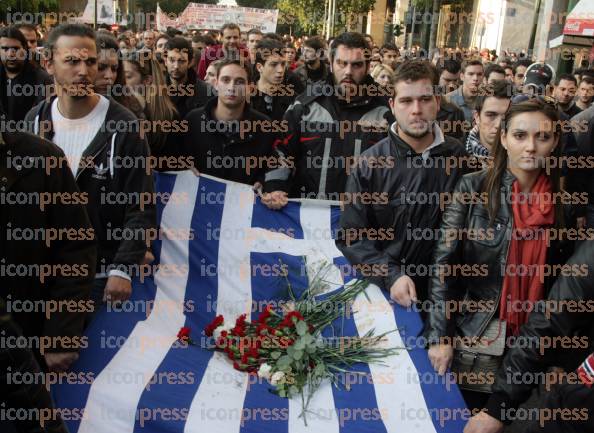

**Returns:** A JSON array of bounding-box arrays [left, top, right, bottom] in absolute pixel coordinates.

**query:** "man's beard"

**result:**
[[2, 61, 24, 74], [305, 58, 318, 66]]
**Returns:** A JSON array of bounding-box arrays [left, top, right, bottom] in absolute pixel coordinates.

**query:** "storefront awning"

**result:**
[[563, 0, 594, 37]]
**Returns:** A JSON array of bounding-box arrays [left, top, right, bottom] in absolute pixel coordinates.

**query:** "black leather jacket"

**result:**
[[424, 169, 576, 346], [336, 124, 467, 300], [485, 240, 594, 422]]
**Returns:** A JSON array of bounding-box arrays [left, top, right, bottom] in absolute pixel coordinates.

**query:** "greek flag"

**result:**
[[52, 171, 467, 433]]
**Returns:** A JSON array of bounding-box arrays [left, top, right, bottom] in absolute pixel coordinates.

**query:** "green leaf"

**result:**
[[292, 350, 303, 360], [271, 351, 281, 359], [277, 355, 292, 368], [296, 321, 307, 336]]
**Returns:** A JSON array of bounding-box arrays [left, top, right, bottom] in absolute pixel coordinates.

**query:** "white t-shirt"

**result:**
[[51, 95, 110, 175]]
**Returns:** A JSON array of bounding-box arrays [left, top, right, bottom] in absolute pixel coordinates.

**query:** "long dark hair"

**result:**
[[482, 99, 564, 227], [96, 33, 143, 117]]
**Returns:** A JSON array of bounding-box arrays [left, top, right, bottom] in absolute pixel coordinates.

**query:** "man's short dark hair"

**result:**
[[393, 60, 438, 89], [157, 34, 171, 43], [330, 32, 369, 62], [512, 59, 532, 75], [380, 43, 399, 56], [192, 34, 208, 44], [438, 58, 461, 76], [45, 24, 96, 59], [581, 76, 594, 87], [254, 38, 284, 66], [555, 73, 577, 86], [215, 58, 252, 83], [461, 59, 483, 73], [484, 63, 506, 81], [263, 32, 282, 42], [166, 36, 193, 62], [247, 28, 263, 37], [15, 23, 37, 33], [474, 80, 512, 114], [221, 23, 241, 34], [0, 25, 30, 51], [303, 36, 326, 52]]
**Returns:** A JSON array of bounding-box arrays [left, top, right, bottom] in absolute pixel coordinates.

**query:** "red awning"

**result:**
[[564, 0, 594, 37]]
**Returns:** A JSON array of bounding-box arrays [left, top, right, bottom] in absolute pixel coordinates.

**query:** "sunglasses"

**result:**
[[510, 94, 558, 110]]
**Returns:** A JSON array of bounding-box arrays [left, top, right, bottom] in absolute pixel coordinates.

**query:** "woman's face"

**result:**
[[95, 49, 119, 95], [123, 61, 143, 88], [376, 71, 392, 87], [501, 111, 558, 173]]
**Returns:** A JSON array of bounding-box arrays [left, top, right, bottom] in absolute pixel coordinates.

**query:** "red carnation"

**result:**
[[257, 304, 273, 324], [177, 327, 191, 342], [204, 315, 225, 336]]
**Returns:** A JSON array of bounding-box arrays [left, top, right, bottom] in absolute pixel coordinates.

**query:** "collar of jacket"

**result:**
[[388, 121, 445, 158]]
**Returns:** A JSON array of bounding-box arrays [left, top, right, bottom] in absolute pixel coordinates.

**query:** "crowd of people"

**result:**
[[1, 18, 594, 433]]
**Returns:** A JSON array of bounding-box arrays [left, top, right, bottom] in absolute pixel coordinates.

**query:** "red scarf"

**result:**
[[500, 173, 554, 335]]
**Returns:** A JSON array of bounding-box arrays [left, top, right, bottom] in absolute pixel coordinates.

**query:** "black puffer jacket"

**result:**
[[423, 169, 576, 346], [336, 124, 467, 301], [264, 74, 394, 200], [484, 240, 594, 422]]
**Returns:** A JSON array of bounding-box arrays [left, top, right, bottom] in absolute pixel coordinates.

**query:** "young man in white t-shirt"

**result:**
[[24, 24, 155, 321]]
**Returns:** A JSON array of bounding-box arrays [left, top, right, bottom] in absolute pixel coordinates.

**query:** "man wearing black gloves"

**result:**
[[464, 241, 594, 433], [336, 60, 468, 306], [262, 32, 394, 207], [22, 24, 155, 313]]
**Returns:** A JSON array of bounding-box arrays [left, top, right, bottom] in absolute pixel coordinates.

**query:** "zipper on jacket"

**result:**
[[474, 187, 514, 339]]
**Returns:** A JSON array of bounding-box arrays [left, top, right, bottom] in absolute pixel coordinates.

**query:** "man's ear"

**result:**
[[255, 62, 263, 75], [472, 110, 480, 127]]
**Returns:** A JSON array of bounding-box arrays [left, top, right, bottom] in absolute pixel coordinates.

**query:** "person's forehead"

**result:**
[[265, 53, 285, 63], [223, 29, 240, 36], [54, 36, 97, 54], [441, 70, 457, 78], [395, 79, 434, 96], [168, 49, 188, 59], [219, 64, 247, 79], [333, 46, 366, 61], [558, 79, 575, 87], [0, 37, 24, 47], [248, 34, 262, 40], [465, 65, 483, 73], [509, 113, 554, 131], [482, 96, 510, 112]]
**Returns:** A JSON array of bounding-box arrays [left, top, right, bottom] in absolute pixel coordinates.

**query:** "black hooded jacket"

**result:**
[[23, 96, 155, 278]]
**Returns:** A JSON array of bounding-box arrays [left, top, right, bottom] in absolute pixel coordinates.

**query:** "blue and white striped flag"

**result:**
[[52, 171, 468, 433]]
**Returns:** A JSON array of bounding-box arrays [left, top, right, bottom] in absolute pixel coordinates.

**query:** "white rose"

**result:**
[[257, 363, 273, 380], [270, 371, 285, 386]]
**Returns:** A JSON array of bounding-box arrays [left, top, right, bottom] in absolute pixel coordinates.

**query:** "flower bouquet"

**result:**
[[177, 265, 399, 425]]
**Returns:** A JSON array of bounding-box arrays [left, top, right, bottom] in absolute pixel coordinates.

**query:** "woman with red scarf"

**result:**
[[423, 98, 577, 410]]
